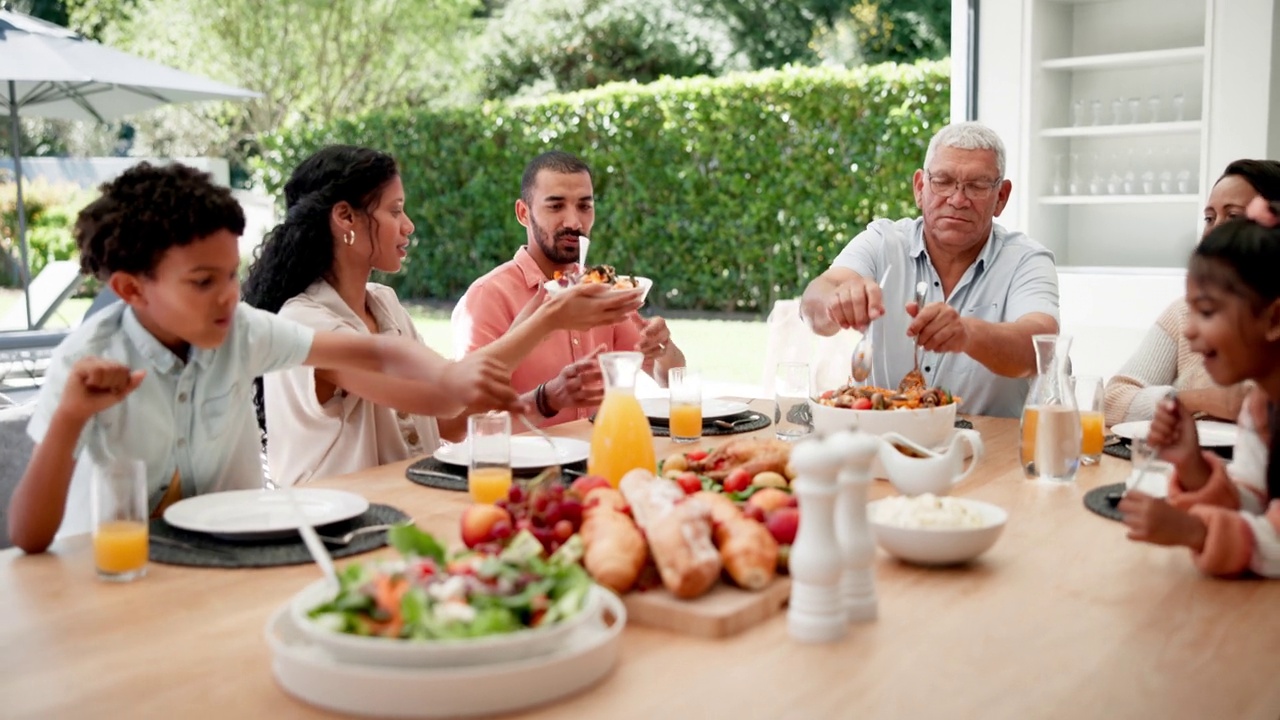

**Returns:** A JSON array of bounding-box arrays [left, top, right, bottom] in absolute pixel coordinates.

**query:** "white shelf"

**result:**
[[1041, 46, 1205, 71], [1040, 121, 1201, 138], [1039, 194, 1199, 205]]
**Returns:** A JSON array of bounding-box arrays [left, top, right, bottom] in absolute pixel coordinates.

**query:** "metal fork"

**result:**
[[316, 523, 402, 546], [517, 413, 564, 474]]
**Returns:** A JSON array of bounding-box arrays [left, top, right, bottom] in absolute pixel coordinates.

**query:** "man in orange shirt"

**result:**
[[453, 151, 686, 426]]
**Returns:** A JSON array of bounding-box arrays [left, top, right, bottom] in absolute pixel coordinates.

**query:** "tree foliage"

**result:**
[[472, 0, 744, 100]]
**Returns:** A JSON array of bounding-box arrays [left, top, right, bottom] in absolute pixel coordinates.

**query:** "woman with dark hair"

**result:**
[[1104, 159, 1280, 425], [243, 145, 639, 485], [1119, 216, 1280, 577]]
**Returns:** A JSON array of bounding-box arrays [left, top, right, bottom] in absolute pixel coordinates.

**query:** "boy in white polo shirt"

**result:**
[[8, 162, 522, 553]]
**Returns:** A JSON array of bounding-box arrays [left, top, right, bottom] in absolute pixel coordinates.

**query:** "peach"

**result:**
[[764, 507, 799, 546], [460, 504, 514, 548], [747, 487, 794, 513], [569, 475, 612, 500]]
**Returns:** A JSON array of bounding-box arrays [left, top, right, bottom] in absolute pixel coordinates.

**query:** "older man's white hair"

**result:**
[[924, 122, 1007, 179]]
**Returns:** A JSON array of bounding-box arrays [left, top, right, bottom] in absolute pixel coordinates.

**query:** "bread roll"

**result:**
[[580, 508, 647, 594]]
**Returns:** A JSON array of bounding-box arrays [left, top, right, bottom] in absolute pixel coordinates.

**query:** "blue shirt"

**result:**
[[28, 301, 314, 535], [831, 217, 1060, 418]]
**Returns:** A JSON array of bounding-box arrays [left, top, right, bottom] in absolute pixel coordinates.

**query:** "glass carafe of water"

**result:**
[[588, 351, 656, 487], [1020, 335, 1082, 482]]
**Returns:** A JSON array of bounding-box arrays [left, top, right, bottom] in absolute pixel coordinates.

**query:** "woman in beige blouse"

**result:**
[[242, 145, 639, 485], [1104, 159, 1280, 425]]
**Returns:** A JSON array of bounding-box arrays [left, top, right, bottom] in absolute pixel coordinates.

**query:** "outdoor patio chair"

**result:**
[[761, 298, 860, 397], [0, 260, 84, 331], [0, 400, 35, 549]]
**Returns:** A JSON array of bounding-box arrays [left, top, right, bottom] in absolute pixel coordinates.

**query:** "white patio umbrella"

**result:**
[[0, 7, 260, 329]]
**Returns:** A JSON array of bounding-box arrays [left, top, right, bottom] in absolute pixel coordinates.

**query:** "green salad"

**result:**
[[307, 524, 591, 640]]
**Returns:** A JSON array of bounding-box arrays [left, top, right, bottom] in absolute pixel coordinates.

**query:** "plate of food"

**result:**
[[434, 436, 591, 470], [163, 488, 370, 540], [1111, 419, 1238, 448], [639, 397, 751, 421], [868, 494, 1006, 565], [543, 264, 653, 303]]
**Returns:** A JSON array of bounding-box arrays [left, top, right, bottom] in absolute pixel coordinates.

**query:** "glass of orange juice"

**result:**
[[90, 458, 148, 582], [468, 411, 513, 504], [668, 367, 702, 443], [1072, 375, 1106, 465]]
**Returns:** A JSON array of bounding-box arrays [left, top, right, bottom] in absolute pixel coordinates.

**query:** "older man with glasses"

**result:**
[[800, 121, 1060, 418]]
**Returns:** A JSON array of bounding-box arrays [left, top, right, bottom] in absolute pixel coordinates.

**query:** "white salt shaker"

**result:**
[[830, 429, 880, 623], [786, 435, 848, 643]]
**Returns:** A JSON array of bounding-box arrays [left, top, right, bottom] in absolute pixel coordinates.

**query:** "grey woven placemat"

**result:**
[[406, 457, 587, 492], [650, 410, 773, 437], [954, 418, 974, 430], [1104, 443, 1132, 461], [149, 503, 409, 569], [1083, 482, 1126, 522]]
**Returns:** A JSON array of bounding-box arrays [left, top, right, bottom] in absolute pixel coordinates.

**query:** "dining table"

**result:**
[[3, 400, 1280, 720]]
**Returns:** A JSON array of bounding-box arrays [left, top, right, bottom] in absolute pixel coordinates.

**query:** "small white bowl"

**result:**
[[289, 577, 603, 668], [810, 398, 957, 449], [867, 497, 1007, 566], [543, 275, 653, 304]]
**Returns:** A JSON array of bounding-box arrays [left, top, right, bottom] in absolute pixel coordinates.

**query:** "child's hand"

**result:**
[[1118, 491, 1207, 550], [442, 354, 524, 414], [57, 357, 145, 422], [1148, 396, 1199, 468]]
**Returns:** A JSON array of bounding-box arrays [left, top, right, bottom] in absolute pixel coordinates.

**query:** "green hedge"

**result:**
[[255, 60, 950, 312]]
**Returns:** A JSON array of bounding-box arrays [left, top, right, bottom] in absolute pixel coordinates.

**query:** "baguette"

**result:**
[[620, 470, 721, 599], [692, 491, 778, 590], [579, 506, 647, 594]]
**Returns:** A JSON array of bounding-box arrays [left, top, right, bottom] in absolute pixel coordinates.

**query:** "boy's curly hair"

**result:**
[[75, 162, 245, 280]]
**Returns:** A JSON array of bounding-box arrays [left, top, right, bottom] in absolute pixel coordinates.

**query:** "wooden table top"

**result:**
[[3, 403, 1279, 720]]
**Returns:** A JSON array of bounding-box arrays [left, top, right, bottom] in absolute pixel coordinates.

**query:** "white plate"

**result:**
[[266, 587, 625, 718], [543, 275, 653, 304], [640, 398, 751, 421], [1112, 419, 1238, 448], [163, 488, 369, 540], [433, 436, 591, 470]]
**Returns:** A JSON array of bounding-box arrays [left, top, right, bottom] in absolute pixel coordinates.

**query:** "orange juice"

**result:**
[[469, 466, 514, 504], [669, 403, 702, 440], [1080, 411, 1105, 457], [93, 520, 148, 575], [1020, 406, 1038, 477], [589, 389, 657, 487]]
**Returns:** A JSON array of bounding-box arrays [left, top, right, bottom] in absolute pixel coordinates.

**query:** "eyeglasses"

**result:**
[[925, 171, 1002, 201]]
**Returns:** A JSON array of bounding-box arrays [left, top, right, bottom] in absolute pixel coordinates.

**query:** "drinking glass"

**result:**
[[1071, 100, 1085, 127], [468, 411, 512, 504], [1072, 375, 1105, 465], [1148, 95, 1162, 123], [1128, 97, 1142, 124], [1111, 98, 1124, 125], [667, 367, 702, 444], [1090, 99, 1103, 126], [91, 458, 148, 582], [1172, 93, 1185, 121], [1128, 437, 1175, 495], [774, 362, 813, 441]]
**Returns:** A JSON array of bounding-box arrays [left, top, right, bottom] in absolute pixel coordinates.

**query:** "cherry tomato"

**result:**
[[675, 472, 702, 495], [723, 468, 752, 493], [686, 450, 709, 462], [852, 397, 873, 410]]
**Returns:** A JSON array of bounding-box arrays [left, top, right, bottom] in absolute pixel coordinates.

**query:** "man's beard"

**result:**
[[532, 215, 580, 265]]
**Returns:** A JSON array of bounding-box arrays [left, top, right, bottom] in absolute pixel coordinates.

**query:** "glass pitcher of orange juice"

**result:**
[[589, 351, 656, 487]]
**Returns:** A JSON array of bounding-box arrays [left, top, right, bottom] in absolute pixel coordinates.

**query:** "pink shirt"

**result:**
[[453, 247, 641, 426]]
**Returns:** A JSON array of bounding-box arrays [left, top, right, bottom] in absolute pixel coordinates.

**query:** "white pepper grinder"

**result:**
[[829, 429, 880, 623], [786, 434, 848, 643]]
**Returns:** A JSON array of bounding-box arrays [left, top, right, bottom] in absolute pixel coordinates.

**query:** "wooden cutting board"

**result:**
[[621, 577, 791, 638]]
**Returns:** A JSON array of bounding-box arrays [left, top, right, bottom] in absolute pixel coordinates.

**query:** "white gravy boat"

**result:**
[[875, 429, 984, 496]]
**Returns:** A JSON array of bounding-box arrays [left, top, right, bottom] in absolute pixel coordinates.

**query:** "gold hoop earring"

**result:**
[[342, 230, 356, 246]]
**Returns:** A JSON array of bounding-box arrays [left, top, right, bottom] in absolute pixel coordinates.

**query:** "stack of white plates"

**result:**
[[266, 585, 625, 718]]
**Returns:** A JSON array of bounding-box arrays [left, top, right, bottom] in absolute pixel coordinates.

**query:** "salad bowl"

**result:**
[[289, 576, 603, 668]]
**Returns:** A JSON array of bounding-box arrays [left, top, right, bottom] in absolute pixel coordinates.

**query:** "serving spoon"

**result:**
[[898, 281, 929, 392], [849, 264, 894, 383]]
